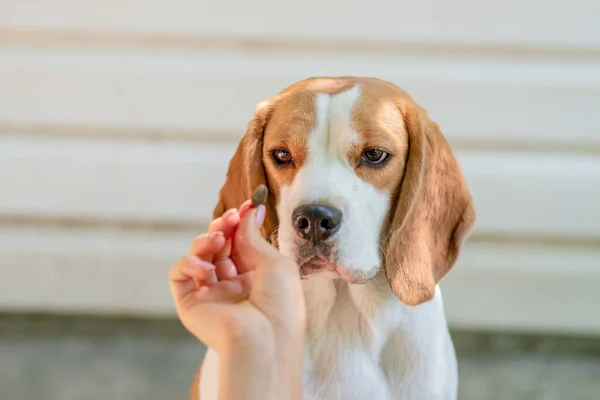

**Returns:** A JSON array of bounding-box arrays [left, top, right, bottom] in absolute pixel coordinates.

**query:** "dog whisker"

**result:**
[[268, 227, 280, 247], [378, 244, 387, 258]]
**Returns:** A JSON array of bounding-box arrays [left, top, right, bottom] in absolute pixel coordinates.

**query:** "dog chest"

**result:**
[[301, 279, 401, 400]]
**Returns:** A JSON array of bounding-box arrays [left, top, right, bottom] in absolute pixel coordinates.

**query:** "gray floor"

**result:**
[[1, 315, 599, 400]]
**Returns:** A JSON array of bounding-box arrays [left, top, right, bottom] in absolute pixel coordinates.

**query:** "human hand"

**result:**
[[169, 199, 305, 399]]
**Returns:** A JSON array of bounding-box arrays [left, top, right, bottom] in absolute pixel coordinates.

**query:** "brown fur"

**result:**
[[212, 100, 279, 241], [383, 97, 475, 306], [201, 77, 475, 395], [213, 76, 475, 306]]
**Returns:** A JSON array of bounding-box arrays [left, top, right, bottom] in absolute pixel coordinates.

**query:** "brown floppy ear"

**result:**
[[384, 101, 476, 306], [213, 100, 278, 240]]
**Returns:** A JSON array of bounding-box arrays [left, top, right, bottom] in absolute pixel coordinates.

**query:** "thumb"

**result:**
[[231, 204, 281, 273], [233, 204, 305, 338]]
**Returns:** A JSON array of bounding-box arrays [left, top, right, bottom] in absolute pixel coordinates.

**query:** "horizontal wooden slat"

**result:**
[[0, 137, 225, 224], [2, 1, 600, 48], [0, 225, 196, 315], [1, 225, 599, 334], [459, 152, 600, 239], [441, 240, 600, 335], [1, 47, 599, 146], [1, 137, 599, 238]]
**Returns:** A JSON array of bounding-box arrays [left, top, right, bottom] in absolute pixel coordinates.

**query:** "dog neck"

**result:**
[[302, 271, 399, 339], [300, 271, 455, 399], [300, 271, 401, 397]]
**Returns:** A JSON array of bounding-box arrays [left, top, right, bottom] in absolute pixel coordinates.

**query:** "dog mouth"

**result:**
[[298, 256, 334, 277], [297, 253, 367, 284], [292, 240, 375, 284]]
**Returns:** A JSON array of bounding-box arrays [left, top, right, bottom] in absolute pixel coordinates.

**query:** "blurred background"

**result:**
[[1, 1, 599, 399]]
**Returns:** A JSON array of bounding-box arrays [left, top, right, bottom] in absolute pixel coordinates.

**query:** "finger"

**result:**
[[210, 210, 243, 275], [176, 287, 262, 352], [185, 232, 225, 286], [176, 272, 254, 334], [169, 255, 217, 299], [195, 271, 254, 304], [170, 255, 215, 282], [207, 200, 255, 280], [188, 231, 226, 260], [213, 241, 238, 280], [237, 200, 252, 218], [208, 208, 241, 238], [231, 205, 286, 274]]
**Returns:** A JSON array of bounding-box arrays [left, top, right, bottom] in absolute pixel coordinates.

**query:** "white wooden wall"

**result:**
[[1, 0, 599, 335]]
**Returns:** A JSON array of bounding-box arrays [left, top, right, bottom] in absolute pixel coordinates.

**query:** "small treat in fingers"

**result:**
[[251, 184, 268, 208]]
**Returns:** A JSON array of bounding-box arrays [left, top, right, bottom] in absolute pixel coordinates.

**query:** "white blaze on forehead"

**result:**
[[277, 85, 391, 278], [317, 86, 360, 156]]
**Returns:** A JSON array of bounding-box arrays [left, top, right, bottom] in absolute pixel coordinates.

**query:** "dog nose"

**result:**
[[292, 204, 343, 241]]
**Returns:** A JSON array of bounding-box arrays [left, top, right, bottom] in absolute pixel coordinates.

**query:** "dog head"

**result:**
[[214, 77, 475, 306]]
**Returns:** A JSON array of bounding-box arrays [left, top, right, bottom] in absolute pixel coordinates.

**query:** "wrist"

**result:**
[[218, 332, 303, 400], [218, 340, 277, 400], [221, 329, 275, 363], [273, 337, 304, 400]]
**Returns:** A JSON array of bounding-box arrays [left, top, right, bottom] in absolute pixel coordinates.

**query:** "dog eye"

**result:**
[[361, 148, 389, 165], [271, 149, 293, 165]]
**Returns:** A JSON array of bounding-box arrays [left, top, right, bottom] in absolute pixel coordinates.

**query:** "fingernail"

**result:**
[[208, 231, 223, 239], [255, 204, 266, 227], [186, 255, 215, 270], [238, 201, 252, 216], [222, 208, 237, 218], [225, 213, 239, 223]]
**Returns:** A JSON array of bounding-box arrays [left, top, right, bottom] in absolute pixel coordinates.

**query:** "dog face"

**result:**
[[214, 77, 475, 306], [263, 84, 407, 285]]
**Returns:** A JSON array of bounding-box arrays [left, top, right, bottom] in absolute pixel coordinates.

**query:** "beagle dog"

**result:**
[[193, 77, 475, 400]]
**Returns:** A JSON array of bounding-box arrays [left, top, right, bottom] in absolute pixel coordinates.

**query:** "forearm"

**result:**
[[273, 353, 303, 400], [217, 340, 303, 400], [217, 343, 276, 400], [272, 332, 304, 400]]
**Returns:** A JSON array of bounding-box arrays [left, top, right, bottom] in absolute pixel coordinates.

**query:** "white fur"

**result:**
[[277, 87, 390, 282], [200, 87, 458, 399]]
